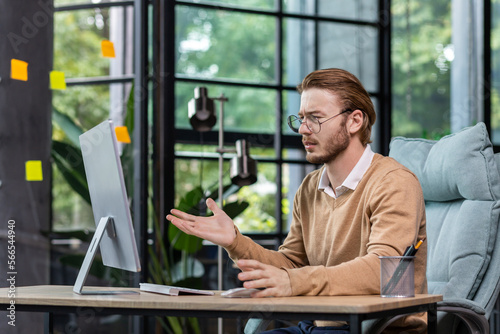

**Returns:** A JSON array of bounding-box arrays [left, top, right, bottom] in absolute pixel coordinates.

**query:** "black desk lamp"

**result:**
[[188, 86, 257, 334]]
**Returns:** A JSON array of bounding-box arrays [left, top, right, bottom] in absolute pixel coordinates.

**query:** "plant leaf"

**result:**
[[165, 317, 183, 334], [187, 317, 201, 334], [168, 224, 203, 254], [52, 108, 84, 147], [223, 200, 250, 219], [52, 140, 91, 204], [59, 254, 105, 279], [177, 186, 205, 214], [120, 85, 135, 195], [125, 84, 134, 135]]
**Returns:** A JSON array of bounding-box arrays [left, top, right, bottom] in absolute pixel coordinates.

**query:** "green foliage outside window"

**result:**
[[391, 0, 452, 139], [491, 0, 500, 142]]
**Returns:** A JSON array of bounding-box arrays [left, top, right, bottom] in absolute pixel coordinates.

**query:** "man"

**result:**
[[167, 68, 427, 333]]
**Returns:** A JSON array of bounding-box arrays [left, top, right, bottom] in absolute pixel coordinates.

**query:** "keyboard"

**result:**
[[139, 283, 214, 296]]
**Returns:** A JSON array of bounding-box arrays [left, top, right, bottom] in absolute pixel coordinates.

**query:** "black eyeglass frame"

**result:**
[[287, 109, 353, 134]]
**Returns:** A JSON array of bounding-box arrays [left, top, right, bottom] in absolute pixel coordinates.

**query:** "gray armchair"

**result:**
[[245, 122, 500, 334], [379, 122, 500, 334]]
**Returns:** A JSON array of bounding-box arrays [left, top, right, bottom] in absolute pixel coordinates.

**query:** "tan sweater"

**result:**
[[226, 154, 428, 333]]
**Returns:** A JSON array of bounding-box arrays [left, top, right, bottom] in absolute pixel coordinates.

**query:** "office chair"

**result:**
[[368, 122, 500, 334]]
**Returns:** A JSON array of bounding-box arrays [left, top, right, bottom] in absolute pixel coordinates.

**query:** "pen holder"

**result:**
[[379, 256, 415, 298]]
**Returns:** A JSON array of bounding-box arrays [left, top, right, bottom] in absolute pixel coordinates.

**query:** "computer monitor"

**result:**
[[73, 119, 141, 295]]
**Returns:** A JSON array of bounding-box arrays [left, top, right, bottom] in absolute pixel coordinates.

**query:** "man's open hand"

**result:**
[[166, 198, 236, 247]]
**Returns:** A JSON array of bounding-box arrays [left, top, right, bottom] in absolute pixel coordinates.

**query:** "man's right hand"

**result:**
[[166, 198, 237, 247]]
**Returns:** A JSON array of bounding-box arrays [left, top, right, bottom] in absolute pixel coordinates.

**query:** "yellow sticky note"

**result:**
[[101, 40, 116, 58], [50, 71, 67, 90], [11, 59, 28, 81], [26, 161, 43, 181], [115, 126, 131, 144]]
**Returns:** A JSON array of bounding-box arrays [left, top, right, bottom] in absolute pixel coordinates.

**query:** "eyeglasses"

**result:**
[[287, 109, 352, 134]]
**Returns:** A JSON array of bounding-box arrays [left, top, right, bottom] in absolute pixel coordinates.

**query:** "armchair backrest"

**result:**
[[389, 123, 500, 319]]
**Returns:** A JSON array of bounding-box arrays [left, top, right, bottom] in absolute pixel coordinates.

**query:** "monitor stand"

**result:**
[[73, 216, 138, 295]]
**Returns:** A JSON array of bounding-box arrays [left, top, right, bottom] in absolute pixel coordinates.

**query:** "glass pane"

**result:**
[[318, 0, 379, 21], [282, 0, 316, 15], [176, 5, 276, 83], [492, 0, 500, 144], [283, 19, 316, 86], [318, 23, 378, 92], [55, 0, 124, 6], [391, 1, 451, 139], [174, 153, 219, 206], [370, 97, 380, 153], [281, 161, 317, 232], [176, 82, 277, 134], [52, 84, 113, 131], [284, 18, 378, 91], [54, 7, 133, 78], [235, 161, 277, 233], [52, 83, 129, 232], [282, 90, 302, 135], [52, 166, 94, 230], [179, 0, 276, 11], [283, 0, 379, 22], [174, 149, 277, 233]]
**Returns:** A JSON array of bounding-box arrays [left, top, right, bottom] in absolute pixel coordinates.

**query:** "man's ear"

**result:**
[[347, 109, 364, 135]]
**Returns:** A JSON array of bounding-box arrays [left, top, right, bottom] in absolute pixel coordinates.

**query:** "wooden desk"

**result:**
[[0, 285, 442, 333]]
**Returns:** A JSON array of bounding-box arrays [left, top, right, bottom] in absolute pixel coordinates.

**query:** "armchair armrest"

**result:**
[[437, 298, 485, 315], [364, 299, 488, 334], [245, 300, 489, 334], [437, 299, 488, 334]]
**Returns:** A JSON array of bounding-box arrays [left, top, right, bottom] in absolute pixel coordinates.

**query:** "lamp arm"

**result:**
[[214, 94, 227, 334]]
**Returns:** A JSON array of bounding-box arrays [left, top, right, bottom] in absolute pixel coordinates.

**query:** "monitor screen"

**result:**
[[73, 119, 141, 294]]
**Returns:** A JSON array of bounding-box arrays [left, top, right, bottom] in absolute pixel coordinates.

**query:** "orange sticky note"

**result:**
[[50, 71, 67, 90], [26, 160, 43, 181], [101, 40, 116, 58], [11, 59, 28, 81], [115, 126, 131, 143]]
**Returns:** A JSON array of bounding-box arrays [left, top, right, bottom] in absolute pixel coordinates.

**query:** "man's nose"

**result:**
[[298, 120, 312, 134]]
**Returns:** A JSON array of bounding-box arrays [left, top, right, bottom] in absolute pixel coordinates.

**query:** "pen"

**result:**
[[402, 245, 414, 257], [403, 238, 425, 256]]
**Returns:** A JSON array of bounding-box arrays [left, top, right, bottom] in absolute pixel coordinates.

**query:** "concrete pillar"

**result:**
[[0, 0, 53, 333]]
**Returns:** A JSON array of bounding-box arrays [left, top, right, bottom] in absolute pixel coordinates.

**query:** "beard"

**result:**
[[305, 121, 350, 164]]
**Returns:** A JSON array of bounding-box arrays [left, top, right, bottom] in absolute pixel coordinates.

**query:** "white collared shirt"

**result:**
[[318, 145, 375, 199]]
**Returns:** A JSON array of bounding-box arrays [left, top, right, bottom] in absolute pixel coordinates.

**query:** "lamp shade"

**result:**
[[230, 139, 257, 186], [188, 87, 216, 132]]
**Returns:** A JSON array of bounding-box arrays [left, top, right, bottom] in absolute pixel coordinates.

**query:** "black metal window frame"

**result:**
[[484, 0, 493, 151], [52, 0, 394, 279], [54, 1, 136, 87], [155, 0, 392, 245]]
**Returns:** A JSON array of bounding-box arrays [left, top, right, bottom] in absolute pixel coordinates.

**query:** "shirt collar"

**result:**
[[318, 145, 375, 198]]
